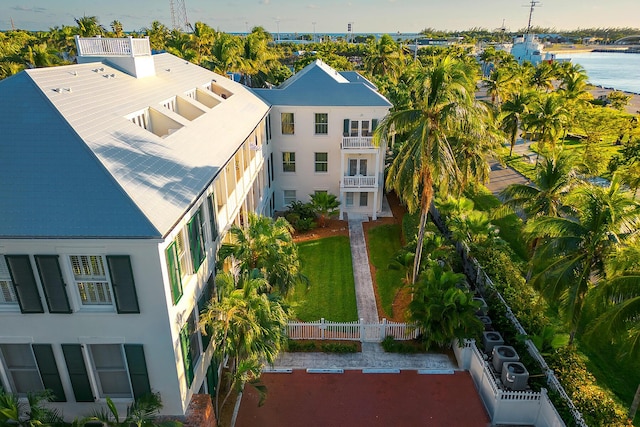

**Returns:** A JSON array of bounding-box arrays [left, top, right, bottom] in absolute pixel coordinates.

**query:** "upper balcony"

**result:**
[[75, 36, 152, 57], [341, 175, 378, 188], [341, 136, 376, 150]]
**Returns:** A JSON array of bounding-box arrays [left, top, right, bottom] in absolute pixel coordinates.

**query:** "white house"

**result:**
[[0, 37, 391, 420], [0, 36, 273, 419], [253, 60, 392, 219]]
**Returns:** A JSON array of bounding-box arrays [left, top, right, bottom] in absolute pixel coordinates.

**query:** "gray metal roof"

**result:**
[[0, 54, 269, 239], [252, 60, 392, 107]]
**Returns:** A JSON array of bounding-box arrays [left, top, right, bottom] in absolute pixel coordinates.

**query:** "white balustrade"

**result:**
[[342, 175, 377, 188], [76, 36, 151, 57], [342, 136, 375, 149]]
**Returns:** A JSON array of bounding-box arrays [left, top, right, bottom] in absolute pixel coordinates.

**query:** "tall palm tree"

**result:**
[[199, 271, 288, 418], [500, 153, 575, 218], [217, 213, 304, 296], [526, 176, 640, 343], [207, 32, 243, 74], [374, 55, 488, 283], [484, 67, 517, 107], [144, 21, 170, 52], [363, 34, 405, 82], [74, 15, 106, 37], [500, 89, 534, 156], [525, 92, 569, 162], [110, 20, 125, 38], [529, 61, 555, 92]]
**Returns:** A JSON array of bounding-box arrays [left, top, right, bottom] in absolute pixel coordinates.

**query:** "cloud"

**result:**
[[11, 6, 46, 13]]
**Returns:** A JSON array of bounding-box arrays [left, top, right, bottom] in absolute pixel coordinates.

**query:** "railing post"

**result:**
[[321, 317, 325, 340], [359, 318, 365, 343], [380, 318, 387, 341]]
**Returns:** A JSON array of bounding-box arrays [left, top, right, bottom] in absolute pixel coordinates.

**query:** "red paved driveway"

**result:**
[[236, 370, 489, 427]]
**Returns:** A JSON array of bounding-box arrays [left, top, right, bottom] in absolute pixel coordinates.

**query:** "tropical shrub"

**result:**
[[284, 200, 317, 232]]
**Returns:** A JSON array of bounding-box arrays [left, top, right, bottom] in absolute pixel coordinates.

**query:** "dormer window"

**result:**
[[207, 82, 233, 99], [127, 107, 184, 138], [161, 96, 205, 121]]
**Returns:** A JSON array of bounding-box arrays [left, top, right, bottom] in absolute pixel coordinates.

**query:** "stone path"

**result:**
[[347, 214, 379, 323]]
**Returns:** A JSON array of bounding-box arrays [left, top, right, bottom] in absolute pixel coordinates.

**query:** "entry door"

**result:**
[[348, 159, 367, 176]]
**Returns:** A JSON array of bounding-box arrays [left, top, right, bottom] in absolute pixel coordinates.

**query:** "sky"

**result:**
[[1, 0, 640, 34]]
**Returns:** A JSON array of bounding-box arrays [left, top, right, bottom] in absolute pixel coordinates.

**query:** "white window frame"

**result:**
[[359, 192, 369, 207], [314, 152, 328, 173], [315, 113, 328, 134], [282, 152, 296, 173], [0, 256, 18, 307], [69, 255, 114, 310], [87, 344, 133, 400], [0, 344, 44, 396], [346, 192, 354, 207], [281, 112, 295, 135], [283, 190, 297, 206]]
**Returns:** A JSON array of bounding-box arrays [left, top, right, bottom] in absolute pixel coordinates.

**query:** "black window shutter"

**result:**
[[207, 195, 218, 242], [61, 344, 94, 402], [106, 256, 140, 314], [372, 119, 378, 131], [198, 280, 213, 351], [34, 255, 72, 313], [5, 255, 44, 313], [32, 344, 66, 402], [124, 345, 151, 399], [343, 119, 350, 136]]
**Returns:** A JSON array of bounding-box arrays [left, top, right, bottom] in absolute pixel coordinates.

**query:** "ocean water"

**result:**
[[554, 51, 640, 94]]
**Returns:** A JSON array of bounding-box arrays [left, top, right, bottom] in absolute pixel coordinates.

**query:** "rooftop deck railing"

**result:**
[[76, 36, 152, 57]]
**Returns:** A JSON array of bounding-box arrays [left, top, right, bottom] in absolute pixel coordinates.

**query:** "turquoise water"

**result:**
[[554, 51, 640, 94]]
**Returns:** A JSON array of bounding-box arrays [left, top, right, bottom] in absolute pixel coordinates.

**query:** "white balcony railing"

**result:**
[[76, 36, 152, 57], [342, 136, 375, 149], [342, 176, 377, 188]]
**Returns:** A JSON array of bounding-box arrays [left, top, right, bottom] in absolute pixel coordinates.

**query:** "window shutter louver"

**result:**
[[343, 119, 350, 136], [34, 256, 71, 313], [124, 345, 151, 399], [166, 244, 182, 304], [207, 195, 218, 242], [106, 256, 140, 314], [372, 119, 378, 131], [62, 344, 94, 402], [198, 280, 213, 351], [180, 326, 194, 387], [5, 255, 44, 313], [32, 344, 66, 402]]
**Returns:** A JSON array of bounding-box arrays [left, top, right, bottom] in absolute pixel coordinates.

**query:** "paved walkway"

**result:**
[[486, 138, 534, 195], [347, 215, 379, 323]]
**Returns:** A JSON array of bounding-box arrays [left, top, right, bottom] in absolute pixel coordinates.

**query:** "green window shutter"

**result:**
[[166, 243, 182, 305], [32, 344, 66, 402], [106, 256, 140, 314], [124, 345, 151, 399], [207, 195, 218, 242], [343, 119, 350, 136], [61, 344, 94, 402], [180, 326, 194, 387], [5, 255, 44, 313], [188, 210, 205, 270], [197, 281, 213, 351], [372, 119, 378, 131], [34, 256, 71, 314], [206, 361, 218, 396]]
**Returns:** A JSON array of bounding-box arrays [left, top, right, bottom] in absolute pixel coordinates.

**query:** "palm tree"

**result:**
[[500, 90, 534, 156], [0, 389, 63, 426], [24, 42, 64, 68], [526, 176, 640, 343], [500, 153, 575, 219], [74, 15, 106, 37], [217, 213, 304, 296], [525, 93, 569, 162], [374, 55, 483, 284], [199, 271, 288, 418], [363, 34, 405, 82], [309, 192, 340, 227], [408, 263, 483, 350], [529, 61, 555, 92], [207, 32, 243, 74], [88, 393, 180, 427], [110, 20, 125, 38], [144, 21, 170, 52], [484, 67, 517, 107]]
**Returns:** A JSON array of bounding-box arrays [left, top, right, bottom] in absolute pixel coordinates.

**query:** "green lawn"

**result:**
[[287, 236, 358, 322], [367, 224, 404, 318]]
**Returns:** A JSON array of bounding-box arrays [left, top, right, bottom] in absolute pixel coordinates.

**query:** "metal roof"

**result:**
[[0, 54, 269, 238], [252, 60, 392, 107]]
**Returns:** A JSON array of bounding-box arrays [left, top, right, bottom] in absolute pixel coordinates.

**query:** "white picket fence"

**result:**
[[287, 318, 419, 342]]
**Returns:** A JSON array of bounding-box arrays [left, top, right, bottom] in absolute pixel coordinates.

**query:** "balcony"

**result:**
[[342, 136, 375, 149], [76, 36, 151, 57], [342, 176, 377, 188]]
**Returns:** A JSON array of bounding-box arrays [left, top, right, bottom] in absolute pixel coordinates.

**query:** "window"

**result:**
[[350, 120, 359, 137], [127, 107, 184, 138], [180, 310, 202, 388], [284, 190, 296, 206], [166, 241, 183, 305], [282, 152, 296, 172], [348, 158, 367, 176], [70, 255, 139, 313], [346, 193, 354, 206], [361, 120, 370, 137], [360, 192, 369, 207], [0, 344, 65, 400], [315, 113, 328, 134], [71, 255, 112, 306], [0, 256, 17, 305], [315, 152, 328, 173], [188, 208, 206, 272], [89, 344, 132, 398], [281, 113, 294, 134], [207, 194, 219, 241]]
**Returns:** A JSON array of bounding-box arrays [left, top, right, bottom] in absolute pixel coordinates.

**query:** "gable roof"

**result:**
[[252, 60, 392, 107], [0, 54, 269, 239]]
